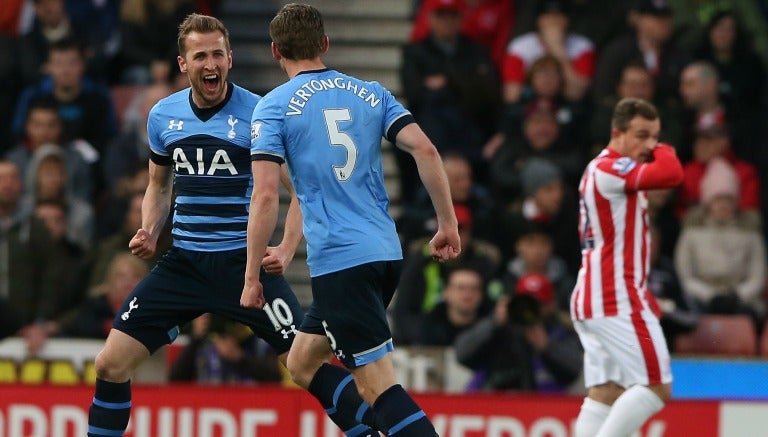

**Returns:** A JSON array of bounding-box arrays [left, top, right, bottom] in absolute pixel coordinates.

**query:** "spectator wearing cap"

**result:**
[[491, 157, 581, 275], [676, 123, 760, 219], [400, 0, 501, 197], [454, 269, 582, 393], [391, 202, 503, 345], [501, 0, 595, 104], [416, 265, 492, 346], [502, 222, 574, 312], [593, 0, 690, 119], [674, 157, 766, 332]]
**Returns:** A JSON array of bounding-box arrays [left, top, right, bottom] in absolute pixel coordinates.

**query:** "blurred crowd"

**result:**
[[0, 0, 767, 393]]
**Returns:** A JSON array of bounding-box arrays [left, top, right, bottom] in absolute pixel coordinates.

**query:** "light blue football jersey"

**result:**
[[147, 83, 259, 251], [250, 69, 412, 276]]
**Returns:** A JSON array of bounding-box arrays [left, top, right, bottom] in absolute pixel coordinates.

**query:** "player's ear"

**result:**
[[271, 42, 282, 61], [177, 55, 187, 73], [321, 35, 329, 55]]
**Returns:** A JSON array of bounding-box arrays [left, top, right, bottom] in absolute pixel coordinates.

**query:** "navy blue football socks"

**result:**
[[372, 384, 437, 436], [308, 363, 379, 436], [88, 379, 131, 436]]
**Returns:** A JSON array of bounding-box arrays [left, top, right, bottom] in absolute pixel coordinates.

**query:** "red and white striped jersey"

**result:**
[[571, 145, 683, 320]]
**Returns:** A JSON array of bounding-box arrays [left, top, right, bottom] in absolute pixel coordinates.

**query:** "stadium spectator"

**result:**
[[416, 265, 492, 346], [674, 157, 766, 331], [57, 252, 147, 338], [20, 144, 94, 249], [398, 153, 494, 246], [168, 313, 283, 384], [118, 0, 195, 84], [400, 0, 501, 194], [677, 60, 760, 162], [501, 222, 574, 312], [102, 83, 171, 193], [12, 37, 117, 154], [648, 224, 698, 352], [33, 199, 90, 308], [491, 157, 581, 274], [501, 0, 595, 104], [87, 190, 169, 291], [592, 0, 690, 113], [6, 98, 95, 204], [0, 160, 62, 349], [590, 63, 683, 154], [693, 10, 766, 118], [62, 0, 122, 82], [16, 0, 81, 88], [676, 124, 760, 219], [489, 101, 585, 197], [671, 0, 768, 68], [392, 203, 502, 345], [455, 272, 582, 392], [485, 55, 589, 161], [409, 0, 514, 67]]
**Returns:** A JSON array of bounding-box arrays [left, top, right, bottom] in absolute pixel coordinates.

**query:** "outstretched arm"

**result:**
[[395, 122, 460, 260], [241, 159, 282, 309]]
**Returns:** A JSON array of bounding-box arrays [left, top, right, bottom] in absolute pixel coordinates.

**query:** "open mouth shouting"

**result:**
[[203, 73, 221, 93]]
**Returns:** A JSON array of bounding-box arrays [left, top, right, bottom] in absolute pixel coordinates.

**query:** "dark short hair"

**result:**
[[270, 3, 325, 61], [177, 13, 230, 55], [26, 98, 60, 120], [48, 37, 83, 57], [611, 98, 658, 131]]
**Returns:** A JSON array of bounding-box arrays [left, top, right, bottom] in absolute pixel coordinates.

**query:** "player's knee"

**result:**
[[285, 350, 315, 388], [93, 350, 132, 382]]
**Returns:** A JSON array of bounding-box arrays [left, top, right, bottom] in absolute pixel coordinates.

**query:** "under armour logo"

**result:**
[[121, 297, 139, 321], [227, 115, 238, 139], [168, 119, 184, 130], [334, 349, 345, 360], [280, 325, 297, 339]]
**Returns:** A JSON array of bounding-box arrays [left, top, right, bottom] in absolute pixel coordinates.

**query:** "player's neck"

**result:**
[[283, 58, 326, 79]]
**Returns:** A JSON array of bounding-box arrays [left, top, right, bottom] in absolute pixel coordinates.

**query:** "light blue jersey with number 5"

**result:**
[[250, 69, 411, 277]]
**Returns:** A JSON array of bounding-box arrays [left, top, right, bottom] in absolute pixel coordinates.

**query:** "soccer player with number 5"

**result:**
[[571, 98, 684, 437], [242, 4, 460, 436]]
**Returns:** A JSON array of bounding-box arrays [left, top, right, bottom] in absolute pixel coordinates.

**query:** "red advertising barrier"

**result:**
[[0, 384, 723, 437]]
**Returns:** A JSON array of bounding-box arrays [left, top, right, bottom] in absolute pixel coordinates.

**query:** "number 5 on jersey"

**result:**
[[323, 108, 357, 181]]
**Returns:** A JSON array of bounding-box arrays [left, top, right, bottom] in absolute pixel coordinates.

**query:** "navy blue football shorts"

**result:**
[[112, 247, 303, 355], [300, 260, 402, 369]]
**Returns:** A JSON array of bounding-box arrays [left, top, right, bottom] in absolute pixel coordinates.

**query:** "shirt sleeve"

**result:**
[[626, 144, 684, 192], [380, 85, 413, 142], [146, 103, 166, 156], [250, 94, 286, 162]]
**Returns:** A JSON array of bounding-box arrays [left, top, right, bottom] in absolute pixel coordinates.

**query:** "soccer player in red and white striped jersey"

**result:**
[[571, 98, 683, 437]]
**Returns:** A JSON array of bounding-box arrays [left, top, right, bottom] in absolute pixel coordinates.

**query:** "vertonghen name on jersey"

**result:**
[[286, 77, 381, 116]]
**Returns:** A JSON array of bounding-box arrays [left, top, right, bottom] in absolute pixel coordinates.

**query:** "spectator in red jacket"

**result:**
[[676, 124, 760, 219]]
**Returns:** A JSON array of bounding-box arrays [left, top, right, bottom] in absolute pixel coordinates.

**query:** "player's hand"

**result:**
[[129, 228, 157, 259], [240, 278, 265, 309], [428, 227, 461, 262], [262, 245, 294, 276]]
